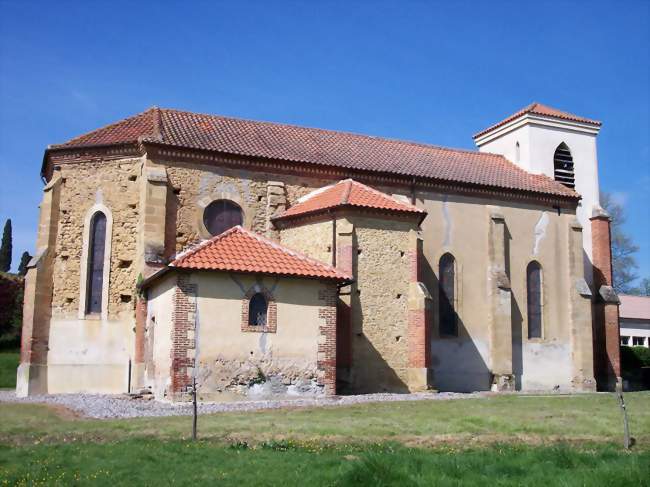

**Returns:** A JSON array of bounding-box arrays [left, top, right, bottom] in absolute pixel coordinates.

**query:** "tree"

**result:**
[[17, 251, 31, 276], [600, 193, 639, 294], [0, 219, 12, 273], [632, 277, 650, 297]]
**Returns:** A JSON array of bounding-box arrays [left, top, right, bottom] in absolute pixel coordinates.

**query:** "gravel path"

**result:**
[[0, 390, 482, 419]]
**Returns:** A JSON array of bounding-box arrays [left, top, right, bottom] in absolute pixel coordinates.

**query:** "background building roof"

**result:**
[[619, 294, 650, 321]]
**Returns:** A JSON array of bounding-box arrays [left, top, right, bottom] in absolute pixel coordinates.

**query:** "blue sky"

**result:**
[[1, 1, 648, 281]]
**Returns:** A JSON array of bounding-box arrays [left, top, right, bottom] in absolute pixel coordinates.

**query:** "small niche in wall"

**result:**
[[118, 259, 132, 269], [258, 195, 264, 202], [173, 188, 181, 195], [357, 248, 362, 255], [396, 293, 402, 299], [400, 250, 405, 257], [128, 175, 137, 182], [120, 294, 132, 303]]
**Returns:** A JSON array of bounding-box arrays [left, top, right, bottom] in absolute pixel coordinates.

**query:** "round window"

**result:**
[[203, 200, 243, 236]]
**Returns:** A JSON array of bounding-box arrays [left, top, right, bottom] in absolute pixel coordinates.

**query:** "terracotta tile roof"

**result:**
[[276, 179, 425, 221], [474, 102, 602, 139], [51, 107, 578, 199], [170, 225, 350, 282], [619, 294, 650, 321]]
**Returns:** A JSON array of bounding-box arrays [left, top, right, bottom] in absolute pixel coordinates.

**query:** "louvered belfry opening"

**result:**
[[553, 143, 575, 188]]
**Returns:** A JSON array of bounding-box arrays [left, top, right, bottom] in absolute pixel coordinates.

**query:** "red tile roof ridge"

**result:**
[[147, 107, 507, 160], [275, 178, 425, 222], [343, 178, 423, 212], [171, 225, 352, 281]]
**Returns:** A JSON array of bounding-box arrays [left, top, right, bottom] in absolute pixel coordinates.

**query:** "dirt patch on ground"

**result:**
[[44, 402, 84, 421]]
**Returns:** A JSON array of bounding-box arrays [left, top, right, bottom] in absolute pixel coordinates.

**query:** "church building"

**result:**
[[16, 103, 621, 399]]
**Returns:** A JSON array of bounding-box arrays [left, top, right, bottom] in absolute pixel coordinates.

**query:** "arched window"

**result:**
[[553, 143, 575, 188], [515, 141, 520, 163], [248, 293, 268, 327], [526, 261, 543, 339], [203, 200, 243, 236], [439, 253, 457, 336], [86, 212, 107, 314]]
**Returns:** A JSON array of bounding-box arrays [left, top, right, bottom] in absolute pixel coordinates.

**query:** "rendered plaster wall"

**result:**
[[169, 272, 329, 399], [45, 315, 134, 393], [144, 273, 176, 399], [416, 190, 580, 392]]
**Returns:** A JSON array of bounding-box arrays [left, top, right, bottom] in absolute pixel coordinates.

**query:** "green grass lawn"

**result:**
[[0, 440, 647, 486], [0, 393, 649, 485], [0, 351, 18, 389]]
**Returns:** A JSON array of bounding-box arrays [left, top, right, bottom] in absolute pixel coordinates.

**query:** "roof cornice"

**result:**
[[474, 113, 601, 146]]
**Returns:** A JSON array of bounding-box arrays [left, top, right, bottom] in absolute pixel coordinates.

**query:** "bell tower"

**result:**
[[474, 103, 620, 390], [473, 103, 602, 282]]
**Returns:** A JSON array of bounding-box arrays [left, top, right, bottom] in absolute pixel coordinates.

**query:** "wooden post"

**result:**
[[617, 392, 631, 449], [191, 376, 198, 441]]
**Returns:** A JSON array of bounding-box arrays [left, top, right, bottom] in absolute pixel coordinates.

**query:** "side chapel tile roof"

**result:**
[[170, 225, 350, 282], [50, 106, 579, 199], [276, 179, 425, 221]]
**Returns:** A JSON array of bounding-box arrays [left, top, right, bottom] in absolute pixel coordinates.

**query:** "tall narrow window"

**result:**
[[439, 253, 457, 336], [248, 293, 268, 327], [526, 261, 543, 339], [86, 212, 107, 314], [553, 143, 575, 188]]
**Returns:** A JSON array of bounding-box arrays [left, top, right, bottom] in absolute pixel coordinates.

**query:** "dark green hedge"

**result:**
[[621, 345, 650, 371]]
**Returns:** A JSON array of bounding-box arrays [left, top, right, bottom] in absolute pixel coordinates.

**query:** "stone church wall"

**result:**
[[161, 159, 332, 251], [53, 158, 141, 319], [280, 220, 334, 265], [349, 216, 413, 392]]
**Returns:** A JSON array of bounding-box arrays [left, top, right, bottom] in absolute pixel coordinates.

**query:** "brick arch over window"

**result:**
[[526, 261, 543, 339], [553, 143, 575, 188], [78, 204, 113, 320], [439, 252, 458, 337], [241, 285, 277, 333]]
